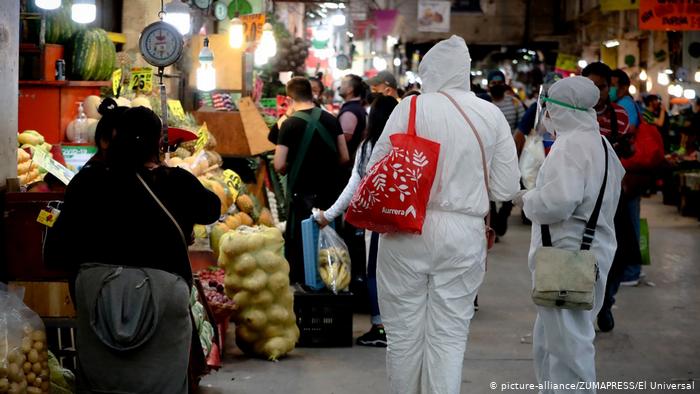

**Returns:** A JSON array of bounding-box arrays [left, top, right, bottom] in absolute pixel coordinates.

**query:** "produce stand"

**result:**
[[19, 81, 110, 144]]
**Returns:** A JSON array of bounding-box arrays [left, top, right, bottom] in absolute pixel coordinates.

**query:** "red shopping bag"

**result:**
[[620, 121, 665, 171], [345, 96, 440, 234]]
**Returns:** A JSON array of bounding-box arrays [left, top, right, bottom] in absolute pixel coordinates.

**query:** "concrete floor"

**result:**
[[199, 195, 700, 393]]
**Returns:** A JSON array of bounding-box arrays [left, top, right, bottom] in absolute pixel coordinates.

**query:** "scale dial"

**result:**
[[138, 21, 184, 68], [213, 1, 227, 20], [193, 0, 212, 10]]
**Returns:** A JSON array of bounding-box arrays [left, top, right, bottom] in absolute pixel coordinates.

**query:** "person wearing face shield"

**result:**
[[513, 77, 625, 392], [367, 35, 520, 394]]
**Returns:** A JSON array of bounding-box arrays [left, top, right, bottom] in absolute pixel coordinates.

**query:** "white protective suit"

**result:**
[[522, 77, 624, 393], [366, 35, 521, 394]]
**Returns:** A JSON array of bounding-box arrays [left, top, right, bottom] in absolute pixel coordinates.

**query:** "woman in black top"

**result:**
[[46, 106, 220, 393]]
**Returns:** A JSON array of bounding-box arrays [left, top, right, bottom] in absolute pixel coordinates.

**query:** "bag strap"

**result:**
[[609, 103, 619, 142], [288, 108, 336, 195], [439, 92, 491, 228], [541, 137, 609, 250], [136, 172, 188, 253], [407, 95, 418, 136]]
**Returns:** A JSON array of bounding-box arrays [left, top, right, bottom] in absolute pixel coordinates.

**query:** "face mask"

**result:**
[[490, 84, 507, 98], [609, 86, 618, 102]]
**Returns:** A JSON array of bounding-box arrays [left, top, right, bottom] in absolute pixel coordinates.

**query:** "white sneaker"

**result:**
[[620, 279, 640, 286]]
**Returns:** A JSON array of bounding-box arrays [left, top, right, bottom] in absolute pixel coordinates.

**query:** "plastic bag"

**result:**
[[640, 218, 650, 266], [0, 284, 51, 394], [317, 227, 352, 294], [519, 134, 545, 190]]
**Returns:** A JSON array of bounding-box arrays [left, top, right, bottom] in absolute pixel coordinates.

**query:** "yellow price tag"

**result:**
[[129, 67, 154, 93], [223, 169, 242, 202], [195, 122, 209, 153], [112, 69, 122, 96], [37, 208, 60, 227], [167, 99, 186, 121]]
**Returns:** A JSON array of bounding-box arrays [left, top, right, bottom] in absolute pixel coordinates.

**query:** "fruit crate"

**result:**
[[294, 288, 353, 347], [43, 317, 77, 372]]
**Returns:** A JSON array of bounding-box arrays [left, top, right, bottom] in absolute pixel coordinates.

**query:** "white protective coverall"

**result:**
[[366, 35, 521, 394], [522, 76, 624, 393]]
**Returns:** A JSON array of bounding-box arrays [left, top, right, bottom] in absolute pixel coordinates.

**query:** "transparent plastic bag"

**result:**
[[519, 133, 545, 190], [317, 227, 352, 294], [0, 284, 50, 393]]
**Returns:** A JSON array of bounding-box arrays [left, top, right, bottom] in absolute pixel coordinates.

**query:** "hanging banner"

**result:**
[[640, 1, 700, 31], [600, 0, 639, 13], [374, 9, 399, 37], [417, 1, 451, 33]]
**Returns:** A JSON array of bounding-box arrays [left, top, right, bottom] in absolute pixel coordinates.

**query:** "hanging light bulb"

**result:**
[[196, 37, 216, 92], [629, 85, 637, 95], [577, 59, 588, 69], [164, 0, 191, 36], [254, 46, 269, 66], [259, 23, 277, 58], [229, 17, 245, 48], [684, 89, 696, 100], [657, 72, 670, 86], [71, 0, 96, 24], [331, 10, 346, 26], [646, 79, 653, 92], [35, 0, 61, 10], [695, 69, 700, 83], [373, 56, 388, 71], [639, 69, 647, 81]]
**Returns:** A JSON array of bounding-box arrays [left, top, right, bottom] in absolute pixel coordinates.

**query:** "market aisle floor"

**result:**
[[199, 195, 700, 394]]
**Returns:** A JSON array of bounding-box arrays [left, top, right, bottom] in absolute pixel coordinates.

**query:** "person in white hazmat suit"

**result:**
[[365, 35, 521, 394], [517, 76, 625, 392]]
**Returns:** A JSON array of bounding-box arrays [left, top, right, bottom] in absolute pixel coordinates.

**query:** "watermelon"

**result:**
[[68, 28, 117, 81], [44, 4, 77, 45]]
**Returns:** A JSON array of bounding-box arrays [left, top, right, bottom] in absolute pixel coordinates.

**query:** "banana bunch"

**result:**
[[18, 130, 46, 148], [17, 148, 41, 186], [318, 247, 351, 293]]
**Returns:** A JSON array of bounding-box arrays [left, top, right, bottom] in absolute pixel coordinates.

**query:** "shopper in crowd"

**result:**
[[309, 76, 325, 107], [273, 77, 350, 284], [642, 94, 671, 153], [315, 95, 399, 347], [515, 76, 624, 390], [338, 74, 369, 159], [610, 69, 644, 286], [369, 35, 520, 394], [368, 70, 401, 100], [45, 106, 221, 393], [582, 62, 640, 332], [87, 97, 129, 164]]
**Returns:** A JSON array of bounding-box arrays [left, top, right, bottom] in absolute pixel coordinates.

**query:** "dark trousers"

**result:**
[[367, 232, 381, 319], [601, 193, 643, 313]]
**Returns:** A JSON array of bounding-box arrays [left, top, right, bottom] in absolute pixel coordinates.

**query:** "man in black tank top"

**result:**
[[338, 74, 368, 159]]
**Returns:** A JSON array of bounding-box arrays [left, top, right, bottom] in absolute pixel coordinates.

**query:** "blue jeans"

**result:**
[[622, 196, 642, 281]]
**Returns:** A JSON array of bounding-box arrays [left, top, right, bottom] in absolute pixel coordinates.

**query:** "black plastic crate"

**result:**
[[43, 317, 77, 372], [294, 289, 353, 347]]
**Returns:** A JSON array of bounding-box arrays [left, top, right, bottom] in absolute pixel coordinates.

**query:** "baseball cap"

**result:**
[[487, 70, 506, 83], [368, 71, 398, 90]]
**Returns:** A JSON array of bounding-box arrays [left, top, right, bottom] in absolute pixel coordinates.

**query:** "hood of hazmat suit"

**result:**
[[366, 36, 521, 394], [522, 76, 625, 388]]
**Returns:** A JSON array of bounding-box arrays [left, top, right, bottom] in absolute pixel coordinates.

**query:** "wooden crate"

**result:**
[[9, 281, 76, 318]]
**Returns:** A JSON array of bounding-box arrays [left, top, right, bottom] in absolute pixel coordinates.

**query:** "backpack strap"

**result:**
[[287, 107, 337, 195], [541, 137, 609, 250]]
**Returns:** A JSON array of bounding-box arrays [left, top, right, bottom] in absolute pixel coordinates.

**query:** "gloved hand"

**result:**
[[312, 208, 330, 228], [512, 190, 527, 208]]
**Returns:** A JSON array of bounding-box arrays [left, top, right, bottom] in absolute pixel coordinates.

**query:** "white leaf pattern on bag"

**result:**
[[349, 144, 431, 213]]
